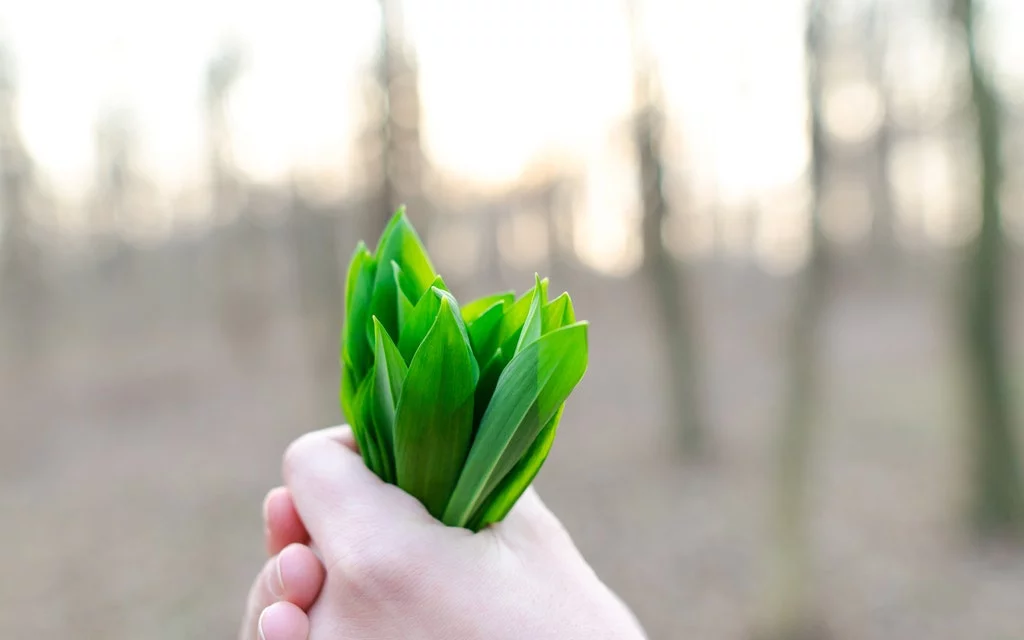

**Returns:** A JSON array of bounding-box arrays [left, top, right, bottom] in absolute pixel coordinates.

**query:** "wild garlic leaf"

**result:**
[[443, 322, 588, 528], [467, 404, 564, 530], [371, 317, 408, 483], [461, 292, 514, 325], [394, 298, 477, 519]]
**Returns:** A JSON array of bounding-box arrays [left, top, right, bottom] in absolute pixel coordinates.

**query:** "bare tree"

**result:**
[[627, 0, 707, 456], [952, 0, 1024, 538], [363, 0, 427, 236], [756, 1, 831, 638], [0, 38, 45, 374], [864, 0, 897, 264]]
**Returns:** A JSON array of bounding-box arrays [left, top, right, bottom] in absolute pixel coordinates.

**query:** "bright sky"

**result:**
[[2, 0, 815, 194], [2, 0, 1023, 269]]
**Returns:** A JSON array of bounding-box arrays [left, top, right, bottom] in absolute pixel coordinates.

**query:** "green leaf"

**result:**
[[344, 246, 377, 379], [479, 277, 549, 362], [467, 404, 564, 530], [514, 275, 544, 355], [352, 371, 383, 477], [466, 300, 507, 365], [443, 322, 588, 528], [369, 209, 437, 341], [473, 347, 507, 428], [397, 282, 444, 364], [394, 298, 477, 519], [541, 292, 575, 334], [461, 291, 514, 325], [371, 317, 408, 483], [344, 241, 370, 319], [340, 351, 359, 426]]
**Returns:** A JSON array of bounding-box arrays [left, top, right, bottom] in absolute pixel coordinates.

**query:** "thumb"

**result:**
[[282, 426, 436, 559]]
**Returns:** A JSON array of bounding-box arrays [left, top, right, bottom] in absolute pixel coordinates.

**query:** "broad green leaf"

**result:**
[[371, 317, 408, 483], [431, 288, 480, 384], [393, 261, 421, 304], [369, 209, 437, 341], [397, 283, 443, 364], [541, 292, 575, 334], [394, 298, 477, 519], [461, 291, 514, 325], [466, 300, 507, 365], [443, 322, 588, 528], [344, 248, 377, 378], [467, 404, 564, 531], [514, 275, 544, 355]]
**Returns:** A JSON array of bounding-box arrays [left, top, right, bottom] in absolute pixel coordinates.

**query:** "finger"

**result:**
[[241, 545, 325, 638], [258, 601, 309, 640], [264, 487, 309, 555], [276, 543, 325, 610], [282, 426, 435, 552]]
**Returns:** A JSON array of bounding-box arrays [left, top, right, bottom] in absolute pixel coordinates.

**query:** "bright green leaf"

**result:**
[[461, 291, 514, 325], [443, 322, 588, 528], [344, 248, 377, 379], [541, 292, 575, 334], [394, 298, 477, 519], [369, 209, 437, 341], [514, 275, 544, 355], [467, 404, 564, 530], [397, 282, 444, 364], [371, 317, 408, 483]]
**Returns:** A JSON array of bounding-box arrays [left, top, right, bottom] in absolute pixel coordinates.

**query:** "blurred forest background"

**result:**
[[3, 0, 1024, 638]]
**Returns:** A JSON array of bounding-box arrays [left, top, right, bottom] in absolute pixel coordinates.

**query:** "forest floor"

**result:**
[[3, 258, 1024, 640]]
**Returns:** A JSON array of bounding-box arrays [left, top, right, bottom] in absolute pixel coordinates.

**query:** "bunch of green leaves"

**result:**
[[340, 208, 588, 531]]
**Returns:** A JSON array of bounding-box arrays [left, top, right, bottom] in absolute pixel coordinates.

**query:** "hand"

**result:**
[[238, 488, 325, 640], [269, 426, 646, 640]]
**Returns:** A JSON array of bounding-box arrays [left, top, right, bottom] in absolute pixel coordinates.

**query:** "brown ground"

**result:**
[[3, 254, 1024, 640]]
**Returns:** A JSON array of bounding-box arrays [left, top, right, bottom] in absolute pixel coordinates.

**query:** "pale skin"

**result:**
[[240, 426, 647, 640]]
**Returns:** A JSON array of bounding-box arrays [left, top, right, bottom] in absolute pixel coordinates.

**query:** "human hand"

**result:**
[[238, 487, 325, 640]]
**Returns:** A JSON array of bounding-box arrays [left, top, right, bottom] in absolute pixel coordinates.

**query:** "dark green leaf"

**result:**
[[473, 347, 506, 429], [466, 300, 507, 365], [443, 322, 588, 528], [467, 404, 564, 530], [394, 298, 477, 519]]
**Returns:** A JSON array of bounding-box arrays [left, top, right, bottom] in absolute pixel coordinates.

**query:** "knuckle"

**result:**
[[281, 432, 315, 481]]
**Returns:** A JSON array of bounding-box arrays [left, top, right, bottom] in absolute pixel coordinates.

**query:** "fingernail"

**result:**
[[257, 607, 268, 640], [268, 555, 284, 598]]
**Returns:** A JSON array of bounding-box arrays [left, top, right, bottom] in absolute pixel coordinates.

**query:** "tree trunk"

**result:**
[[628, 1, 707, 457], [755, 2, 830, 637], [955, 0, 1024, 538]]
